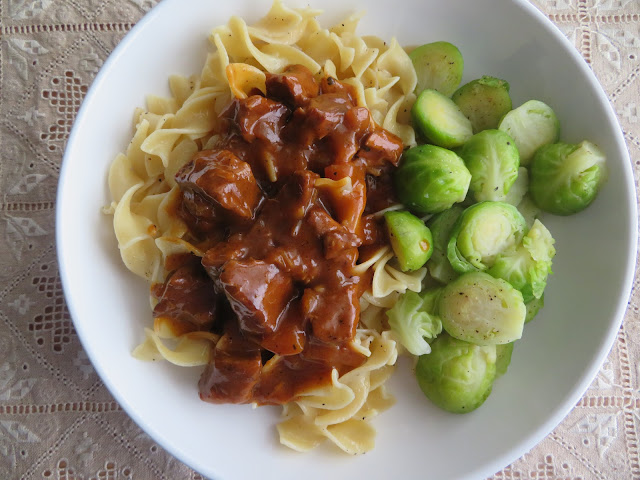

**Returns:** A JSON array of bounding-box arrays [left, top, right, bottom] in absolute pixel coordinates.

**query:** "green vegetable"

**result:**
[[438, 271, 526, 345], [452, 76, 512, 133], [447, 201, 527, 273], [457, 129, 520, 202], [409, 41, 464, 96], [385, 211, 434, 271], [495, 342, 514, 378], [394, 145, 472, 215], [525, 294, 544, 324], [426, 206, 464, 284], [502, 167, 528, 208], [516, 194, 541, 229], [415, 333, 496, 413], [529, 140, 607, 215], [387, 289, 443, 356], [498, 100, 560, 165], [411, 89, 473, 148], [488, 219, 555, 302]]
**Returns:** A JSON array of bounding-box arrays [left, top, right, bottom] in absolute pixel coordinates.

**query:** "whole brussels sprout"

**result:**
[[488, 219, 556, 302], [447, 201, 527, 273], [385, 211, 433, 272], [452, 76, 512, 133], [438, 271, 526, 345], [426, 206, 464, 284], [529, 140, 607, 215], [457, 129, 520, 202], [498, 99, 560, 165], [415, 333, 497, 413], [394, 145, 472, 215]]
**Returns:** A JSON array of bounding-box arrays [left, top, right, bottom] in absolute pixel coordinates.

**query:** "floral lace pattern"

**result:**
[[0, 0, 638, 478]]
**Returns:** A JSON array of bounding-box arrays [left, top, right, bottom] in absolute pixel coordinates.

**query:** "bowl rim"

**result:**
[[56, 0, 638, 478]]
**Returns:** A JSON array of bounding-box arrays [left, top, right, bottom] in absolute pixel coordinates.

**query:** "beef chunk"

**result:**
[[198, 323, 262, 404], [301, 284, 360, 343], [176, 150, 263, 224], [320, 76, 357, 104], [265, 64, 320, 108], [152, 261, 217, 329], [219, 259, 295, 335], [260, 303, 306, 356], [306, 206, 361, 258], [233, 95, 290, 143], [357, 128, 404, 172], [201, 234, 248, 285]]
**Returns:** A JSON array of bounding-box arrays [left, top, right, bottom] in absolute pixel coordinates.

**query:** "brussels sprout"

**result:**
[[387, 289, 443, 356], [452, 76, 512, 133], [447, 201, 527, 273], [415, 333, 497, 413], [498, 100, 560, 165], [495, 342, 514, 378], [426, 206, 464, 284], [438, 271, 526, 345], [457, 129, 520, 202], [525, 294, 545, 324], [502, 167, 528, 207], [516, 194, 541, 229], [529, 140, 607, 215], [409, 41, 464, 96], [488, 219, 556, 302], [412, 89, 473, 148], [385, 211, 434, 272], [394, 145, 472, 215]]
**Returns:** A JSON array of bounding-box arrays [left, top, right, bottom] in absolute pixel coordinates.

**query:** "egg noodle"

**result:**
[[105, 0, 424, 454]]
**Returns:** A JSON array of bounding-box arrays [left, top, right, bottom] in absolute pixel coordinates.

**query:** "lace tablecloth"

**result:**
[[1, 0, 638, 478]]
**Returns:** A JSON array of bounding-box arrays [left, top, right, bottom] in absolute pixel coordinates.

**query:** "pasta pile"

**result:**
[[106, 0, 425, 454]]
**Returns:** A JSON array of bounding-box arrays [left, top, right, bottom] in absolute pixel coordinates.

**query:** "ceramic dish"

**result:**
[[57, 0, 637, 478]]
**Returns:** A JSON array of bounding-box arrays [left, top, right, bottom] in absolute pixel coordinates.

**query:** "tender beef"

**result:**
[[265, 64, 320, 108], [201, 234, 248, 285], [175, 150, 263, 224], [301, 283, 360, 343], [320, 76, 357, 104], [356, 128, 404, 173], [264, 247, 319, 284], [298, 93, 352, 145], [152, 261, 218, 329], [198, 323, 262, 404], [306, 205, 361, 258], [219, 259, 295, 335], [232, 95, 290, 143], [260, 303, 306, 356]]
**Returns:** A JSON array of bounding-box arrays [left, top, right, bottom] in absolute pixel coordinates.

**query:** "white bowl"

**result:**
[[56, 0, 637, 478]]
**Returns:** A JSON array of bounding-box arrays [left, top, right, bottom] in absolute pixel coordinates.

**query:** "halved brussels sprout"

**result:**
[[426, 206, 464, 284], [412, 89, 473, 148], [457, 129, 520, 202], [415, 333, 497, 413], [495, 342, 514, 378], [385, 211, 433, 272], [394, 145, 472, 215], [488, 219, 556, 302], [438, 271, 526, 345], [525, 294, 545, 324], [452, 76, 512, 133], [409, 41, 464, 96], [503, 167, 529, 208], [387, 289, 443, 356], [529, 140, 607, 215], [447, 201, 527, 273], [498, 100, 560, 165]]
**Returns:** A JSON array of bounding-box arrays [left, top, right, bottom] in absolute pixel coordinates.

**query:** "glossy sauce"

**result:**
[[153, 64, 403, 405]]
